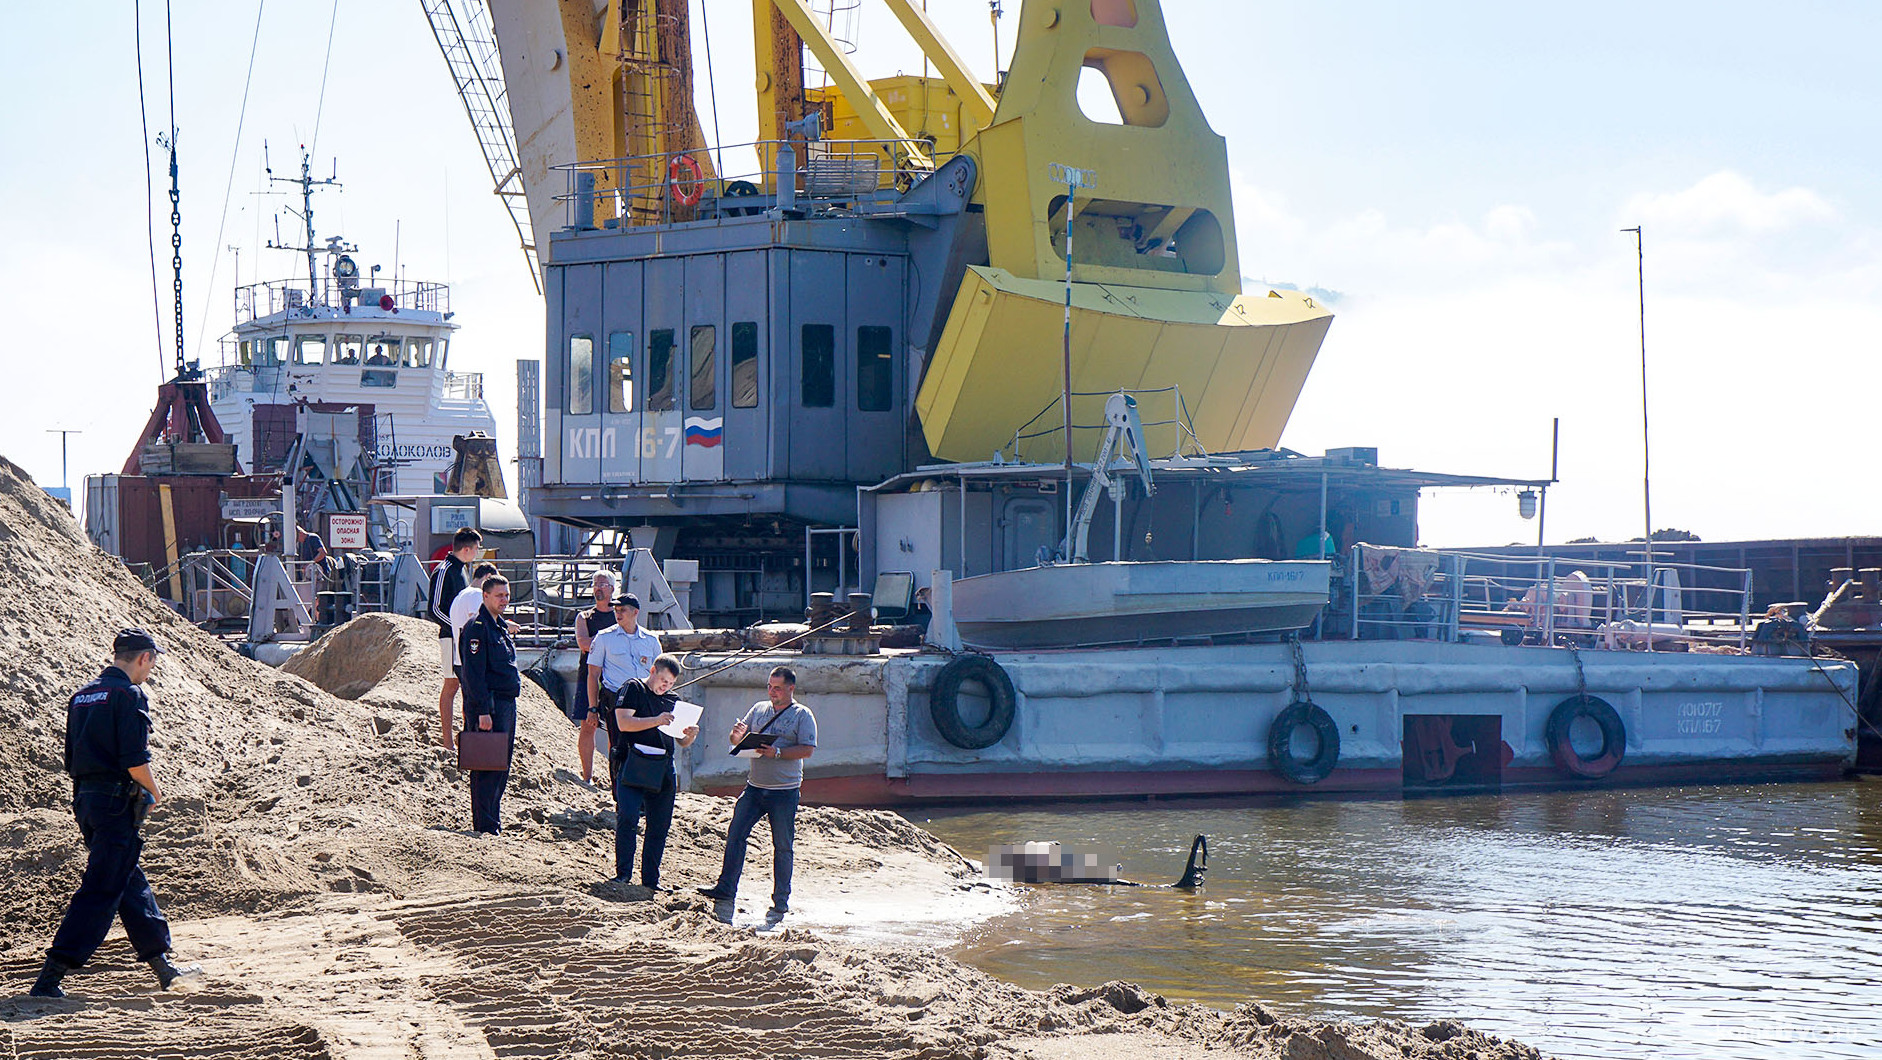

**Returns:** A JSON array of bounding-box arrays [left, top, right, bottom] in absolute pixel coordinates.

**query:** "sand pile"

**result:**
[[0, 455, 1539, 1059]]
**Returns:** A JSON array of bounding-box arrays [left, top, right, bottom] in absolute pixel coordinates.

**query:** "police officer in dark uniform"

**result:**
[[32, 629, 199, 998], [459, 575, 521, 835]]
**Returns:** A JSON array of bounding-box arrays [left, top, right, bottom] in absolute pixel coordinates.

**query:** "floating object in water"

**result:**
[[985, 834, 1208, 889]]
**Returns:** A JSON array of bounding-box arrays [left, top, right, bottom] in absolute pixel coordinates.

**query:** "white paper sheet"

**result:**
[[659, 700, 703, 739]]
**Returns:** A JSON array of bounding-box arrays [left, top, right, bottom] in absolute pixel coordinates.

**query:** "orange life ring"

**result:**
[[668, 153, 704, 206]]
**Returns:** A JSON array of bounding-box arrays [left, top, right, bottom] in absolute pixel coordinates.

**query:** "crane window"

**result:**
[[646, 329, 677, 411], [690, 325, 717, 410], [731, 321, 759, 408], [857, 326, 892, 411], [802, 324, 835, 408], [568, 335, 595, 414], [608, 330, 634, 412]]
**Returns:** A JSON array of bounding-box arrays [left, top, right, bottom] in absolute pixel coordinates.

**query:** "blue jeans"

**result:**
[[48, 786, 172, 968], [710, 785, 800, 911], [465, 697, 517, 834], [613, 766, 677, 885]]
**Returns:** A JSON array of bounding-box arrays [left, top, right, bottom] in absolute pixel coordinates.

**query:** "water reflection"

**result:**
[[907, 782, 1882, 1060]]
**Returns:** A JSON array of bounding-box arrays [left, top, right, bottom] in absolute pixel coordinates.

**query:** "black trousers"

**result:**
[[465, 697, 518, 834], [613, 764, 677, 885], [47, 785, 171, 968]]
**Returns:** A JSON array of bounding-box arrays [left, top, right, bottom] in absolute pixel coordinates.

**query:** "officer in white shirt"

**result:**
[[585, 593, 662, 731]]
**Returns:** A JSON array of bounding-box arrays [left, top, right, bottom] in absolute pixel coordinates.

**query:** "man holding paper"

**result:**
[[603, 653, 699, 887], [697, 666, 817, 924]]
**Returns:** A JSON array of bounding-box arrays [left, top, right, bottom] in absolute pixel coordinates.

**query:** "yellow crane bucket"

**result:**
[[916, 266, 1332, 463]]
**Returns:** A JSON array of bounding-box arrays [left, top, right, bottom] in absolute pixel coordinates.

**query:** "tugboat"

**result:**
[[207, 152, 496, 509]]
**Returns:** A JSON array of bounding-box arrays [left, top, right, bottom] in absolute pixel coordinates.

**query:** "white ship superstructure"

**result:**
[[207, 153, 495, 499]]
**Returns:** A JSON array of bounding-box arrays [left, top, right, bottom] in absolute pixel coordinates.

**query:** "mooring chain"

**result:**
[[1289, 634, 1311, 704], [1567, 644, 1588, 701], [163, 132, 185, 375]]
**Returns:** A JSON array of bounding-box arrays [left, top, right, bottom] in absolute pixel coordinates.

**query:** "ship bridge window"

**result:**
[[366, 338, 401, 366], [608, 330, 634, 412], [334, 335, 363, 365], [259, 336, 289, 366], [360, 368, 398, 388], [802, 324, 835, 408], [731, 321, 759, 408], [294, 336, 327, 365], [436, 337, 449, 369], [857, 326, 893, 411], [690, 325, 716, 411], [405, 338, 433, 368], [646, 329, 677, 411], [238, 340, 252, 366], [567, 335, 595, 414]]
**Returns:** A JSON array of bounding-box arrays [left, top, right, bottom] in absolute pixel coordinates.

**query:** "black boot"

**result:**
[[147, 954, 200, 990], [29, 959, 67, 999]]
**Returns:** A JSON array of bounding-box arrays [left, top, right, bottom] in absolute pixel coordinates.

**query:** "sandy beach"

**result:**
[[0, 456, 1541, 1058]]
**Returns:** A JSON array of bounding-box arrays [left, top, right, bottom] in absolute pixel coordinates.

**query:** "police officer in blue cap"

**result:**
[[31, 628, 199, 998]]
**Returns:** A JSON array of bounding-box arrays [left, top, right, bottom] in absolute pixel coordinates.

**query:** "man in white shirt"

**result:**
[[450, 564, 521, 672], [585, 592, 661, 782]]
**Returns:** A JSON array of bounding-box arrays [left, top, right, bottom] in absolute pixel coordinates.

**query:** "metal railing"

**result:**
[[1324, 545, 1757, 651], [442, 371, 483, 401], [234, 276, 450, 323], [554, 137, 940, 229]]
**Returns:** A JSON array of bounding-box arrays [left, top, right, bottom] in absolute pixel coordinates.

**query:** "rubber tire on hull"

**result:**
[[1546, 695, 1626, 778], [1269, 701, 1340, 784], [525, 660, 570, 719], [930, 655, 1017, 750]]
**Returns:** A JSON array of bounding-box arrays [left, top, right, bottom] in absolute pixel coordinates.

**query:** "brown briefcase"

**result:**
[[456, 730, 512, 772]]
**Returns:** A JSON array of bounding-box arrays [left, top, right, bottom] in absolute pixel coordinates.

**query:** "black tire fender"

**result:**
[[1269, 701, 1340, 784], [929, 655, 1017, 750], [1546, 694, 1626, 778]]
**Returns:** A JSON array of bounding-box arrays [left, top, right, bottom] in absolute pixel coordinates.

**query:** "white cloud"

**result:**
[[1627, 171, 1836, 237]]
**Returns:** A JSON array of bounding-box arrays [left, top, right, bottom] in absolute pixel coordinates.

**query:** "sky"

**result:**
[[2, 1, 1878, 549]]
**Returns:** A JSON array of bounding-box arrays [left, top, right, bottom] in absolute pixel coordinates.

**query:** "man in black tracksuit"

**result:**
[[458, 575, 521, 834], [32, 629, 198, 998], [428, 527, 482, 752]]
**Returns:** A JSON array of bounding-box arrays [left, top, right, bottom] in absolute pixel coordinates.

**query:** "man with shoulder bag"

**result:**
[[600, 654, 697, 886]]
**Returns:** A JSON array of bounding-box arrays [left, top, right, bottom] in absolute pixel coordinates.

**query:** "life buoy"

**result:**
[[929, 655, 1016, 749], [669, 153, 704, 206], [1269, 701, 1340, 784], [1546, 695, 1626, 778]]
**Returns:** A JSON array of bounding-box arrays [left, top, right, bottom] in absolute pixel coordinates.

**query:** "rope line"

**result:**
[[309, 0, 341, 157], [193, 0, 267, 364], [134, 0, 166, 382]]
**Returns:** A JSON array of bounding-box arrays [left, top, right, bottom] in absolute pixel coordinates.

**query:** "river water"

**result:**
[[906, 781, 1882, 1060]]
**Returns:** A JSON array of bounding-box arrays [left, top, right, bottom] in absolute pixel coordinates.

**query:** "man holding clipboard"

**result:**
[[697, 666, 817, 924]]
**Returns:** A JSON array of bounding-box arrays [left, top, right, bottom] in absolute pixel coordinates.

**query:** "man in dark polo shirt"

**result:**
[[32, 629, 199, 998]]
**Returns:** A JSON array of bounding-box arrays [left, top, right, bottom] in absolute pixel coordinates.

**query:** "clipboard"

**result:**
[[730, 732, 781, 758]]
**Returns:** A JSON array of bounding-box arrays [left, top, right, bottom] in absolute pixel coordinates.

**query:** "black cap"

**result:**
[[114, 628, 166, 656], [613, 592, 641, 610]]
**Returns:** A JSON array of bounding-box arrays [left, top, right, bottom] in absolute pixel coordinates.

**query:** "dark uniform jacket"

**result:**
[[428, 555, 469, 637], [606, 679, 678, 775], [64, 666, 152, 784], [459, 607, 520, 714]]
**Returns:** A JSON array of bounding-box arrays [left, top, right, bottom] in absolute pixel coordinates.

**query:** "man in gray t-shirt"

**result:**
[[697, 666, 817, 923]]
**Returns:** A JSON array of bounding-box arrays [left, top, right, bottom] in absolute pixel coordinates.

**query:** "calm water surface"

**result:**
[[907, 781, 1882, 1060]]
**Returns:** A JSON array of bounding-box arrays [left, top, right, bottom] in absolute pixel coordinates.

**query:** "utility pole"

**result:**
[[46, 429, 80, 491], [1623, 225, 1653, 646]]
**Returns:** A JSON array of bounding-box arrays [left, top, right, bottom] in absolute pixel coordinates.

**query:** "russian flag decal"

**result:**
[[684, 416, 724, 448]]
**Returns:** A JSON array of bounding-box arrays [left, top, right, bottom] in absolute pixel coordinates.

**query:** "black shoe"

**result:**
[[148, 955, 201, 990], [694, 886, 732, 900], [29, 959, 66, 999], [765, 906, 788, 922]]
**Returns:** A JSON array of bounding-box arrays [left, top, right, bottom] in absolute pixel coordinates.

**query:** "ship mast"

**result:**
[[267, 148, 346, 305]]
